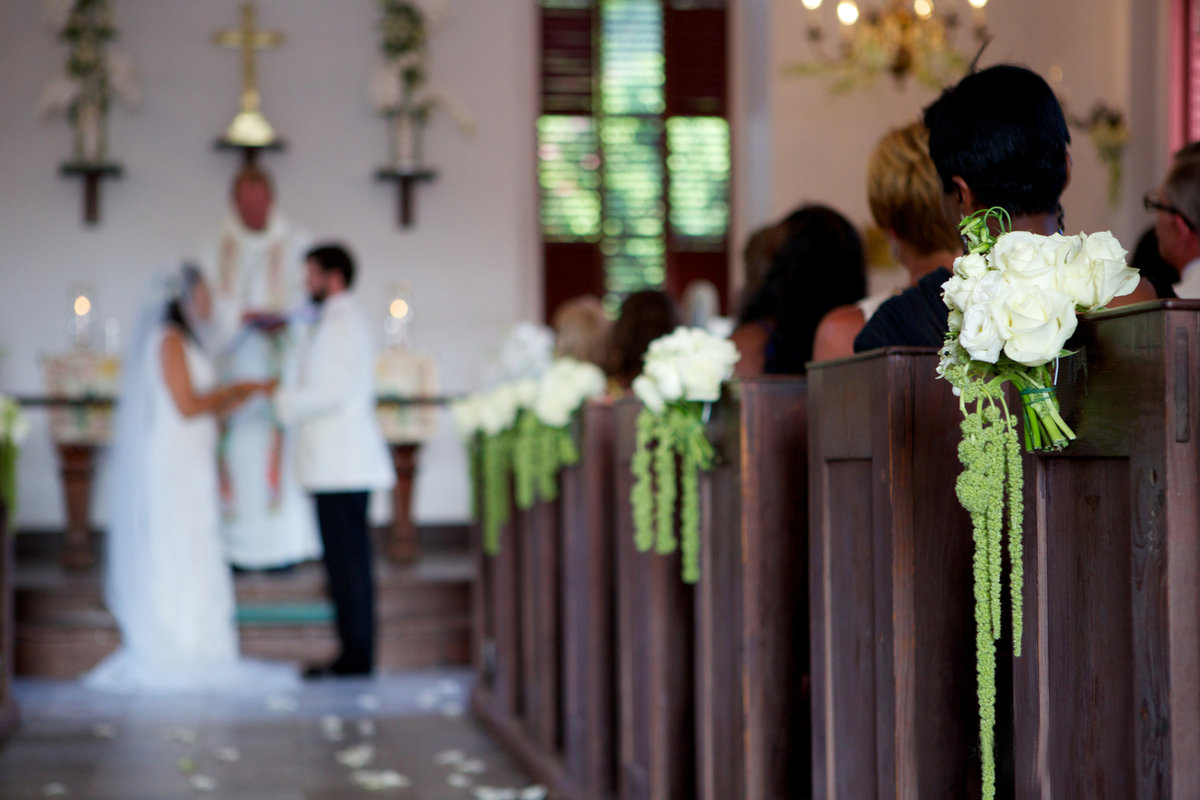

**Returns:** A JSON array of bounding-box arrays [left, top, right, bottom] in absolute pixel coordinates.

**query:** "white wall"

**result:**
[[0, 0, 1176, 530], [734, 0, 1171, 265], [0, 0, 537, 529]]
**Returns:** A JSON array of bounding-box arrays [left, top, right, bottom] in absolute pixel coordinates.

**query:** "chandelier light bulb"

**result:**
[[968, 0, 988, 7], [801, 0, 823, 9], [836, 0, 859, 25], [914, 0, 933, 19]]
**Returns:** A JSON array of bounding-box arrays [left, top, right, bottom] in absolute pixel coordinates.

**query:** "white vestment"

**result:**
[[194, 211, 321, 568]]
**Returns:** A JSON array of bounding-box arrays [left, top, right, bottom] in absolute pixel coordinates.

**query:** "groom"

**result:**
[[273, 243, 395, 677]]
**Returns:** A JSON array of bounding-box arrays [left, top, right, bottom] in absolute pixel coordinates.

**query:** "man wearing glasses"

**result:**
[[1147, 153, 1200, 298]]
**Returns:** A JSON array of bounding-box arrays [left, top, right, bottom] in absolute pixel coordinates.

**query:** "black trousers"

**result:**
[[313, 491, 375, 672]]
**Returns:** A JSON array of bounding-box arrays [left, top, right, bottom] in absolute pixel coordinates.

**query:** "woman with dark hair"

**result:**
[[731, 204, 867, 376], [605, 290, 682, 392], [86, 265, 290, 694]]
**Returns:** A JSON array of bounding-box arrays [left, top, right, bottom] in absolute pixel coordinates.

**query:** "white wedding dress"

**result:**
[[85, 325, 297, 694]]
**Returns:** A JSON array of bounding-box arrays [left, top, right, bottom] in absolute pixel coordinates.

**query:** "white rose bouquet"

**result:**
[[454, 360, 605, 556], [0, 394, 29, 531], [630, 327, 740, 583], [938, 208, 1138, 800], [452, 381, 531, 556]]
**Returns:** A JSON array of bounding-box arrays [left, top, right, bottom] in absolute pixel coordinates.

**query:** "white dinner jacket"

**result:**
[[274, 291, 395, 492]]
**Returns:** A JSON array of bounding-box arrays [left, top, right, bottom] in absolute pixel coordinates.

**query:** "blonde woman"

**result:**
[[812, 121, 961, 361]]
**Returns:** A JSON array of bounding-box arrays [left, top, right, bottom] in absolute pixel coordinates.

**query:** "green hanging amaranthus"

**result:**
[[629, 402, 715, 584], [511, 410, 581, 510], [938, 206, 1139, 799]]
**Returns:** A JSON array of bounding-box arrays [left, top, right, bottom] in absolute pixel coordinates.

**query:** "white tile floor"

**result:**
[[0, 670, 542, 800]]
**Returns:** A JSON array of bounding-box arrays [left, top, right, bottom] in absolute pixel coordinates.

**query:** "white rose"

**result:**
[[953, 252, 989, 280], [632, 375, 665, 414], [644, 359, 684, 402], [959, 304, 1004, 363], [1082, 231, 1139, 308], [991, 230, 1056, 288], [680, 358, 726, 402], [948, 309, 963, 332], [990, 287, 1078, 367], [942, 274, 978, 312], [450, 397, 481, 438], [511, 379, 539, 410], [1045, 233, 1102, 309]]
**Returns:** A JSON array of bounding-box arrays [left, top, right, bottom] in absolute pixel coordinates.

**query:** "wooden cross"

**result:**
[[213, 3, 282, 115]]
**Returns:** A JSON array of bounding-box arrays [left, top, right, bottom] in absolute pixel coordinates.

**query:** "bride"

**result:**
[[86, 264, 298, 693]]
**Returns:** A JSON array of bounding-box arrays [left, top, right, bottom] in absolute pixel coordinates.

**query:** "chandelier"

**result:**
[[791, 0, 991, 92]]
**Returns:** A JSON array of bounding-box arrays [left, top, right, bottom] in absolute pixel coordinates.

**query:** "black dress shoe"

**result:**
[[302, 661, 372, 679], [302, 663, 337, 680]]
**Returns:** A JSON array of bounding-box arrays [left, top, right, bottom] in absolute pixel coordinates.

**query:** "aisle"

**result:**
[[0, 670, 541, 799]]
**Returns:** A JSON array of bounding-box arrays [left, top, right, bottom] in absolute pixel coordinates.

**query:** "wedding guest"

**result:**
[[1149, 152, 1200, 297], [854, 64, 1155, 352], [1130, 227, 1180, 299], [730, 204, 866, 377], [273, 244, 395, 678], [552, 295, 611, 367], [737, 220, 788, 311], [812, 122, 961, 361], [605, 290, 681, 392]]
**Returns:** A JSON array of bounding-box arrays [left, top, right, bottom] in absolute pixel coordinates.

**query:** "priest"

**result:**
[[194, 166, 321, 570]]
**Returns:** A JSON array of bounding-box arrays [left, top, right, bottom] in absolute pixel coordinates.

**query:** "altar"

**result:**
[[33, 347, 445, 569]]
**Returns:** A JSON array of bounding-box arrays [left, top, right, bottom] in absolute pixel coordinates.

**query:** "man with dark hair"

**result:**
[[854, 64, 1153, 351], [1150, 148, 1200, 297], [273, 243, 394, 677]]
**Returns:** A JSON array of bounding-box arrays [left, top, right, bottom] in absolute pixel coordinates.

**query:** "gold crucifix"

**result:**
[[213, 3, 283, 147]]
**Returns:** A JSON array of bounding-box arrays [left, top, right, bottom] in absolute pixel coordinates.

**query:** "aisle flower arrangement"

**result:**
[[629, 327, 740, 584], [937, 208, 1139, 799], [454, 358, 605, 556], [0, 395, 30, 531]]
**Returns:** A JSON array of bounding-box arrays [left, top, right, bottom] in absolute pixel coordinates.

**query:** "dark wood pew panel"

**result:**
[[1014, 301, 1200, 799], [519, 497, 563, 754], [808, 348, 977, 799], [695, 378, 810, 800], [0, 500, 16, 744], [615, 398, 696, 800], [560, 402, 617, 798]]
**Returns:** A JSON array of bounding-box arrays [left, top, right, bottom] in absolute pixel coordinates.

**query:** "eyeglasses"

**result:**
[[1144, 193, 1196, 231]]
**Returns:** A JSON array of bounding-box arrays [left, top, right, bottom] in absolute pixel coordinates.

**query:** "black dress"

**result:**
[[853, 267, 953, 351]]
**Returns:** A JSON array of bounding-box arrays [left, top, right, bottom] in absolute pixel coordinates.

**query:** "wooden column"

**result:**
[[560, 402, 617, 797], [0, 501, 16, 744], [615, 399, 696, 800], [808, 348, 977, 799], [57, 444, 98, 569], [1013, 300, 1200, 798], [385, 443, 420, 563]]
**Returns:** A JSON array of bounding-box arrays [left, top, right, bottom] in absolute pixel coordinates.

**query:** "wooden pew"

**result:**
[[471, 488, 524, 730], [695, 378, 810, 800], [0, 500, 16, 744], [1013, 301, 1200, 797], [807, 348, 978, 799], [473, 402, 618, 800], [560, 402, 617, 798], [615, 397, 696, 800]]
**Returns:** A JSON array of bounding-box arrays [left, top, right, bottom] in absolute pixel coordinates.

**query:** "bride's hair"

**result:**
[[164, 263, 204, 343]]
